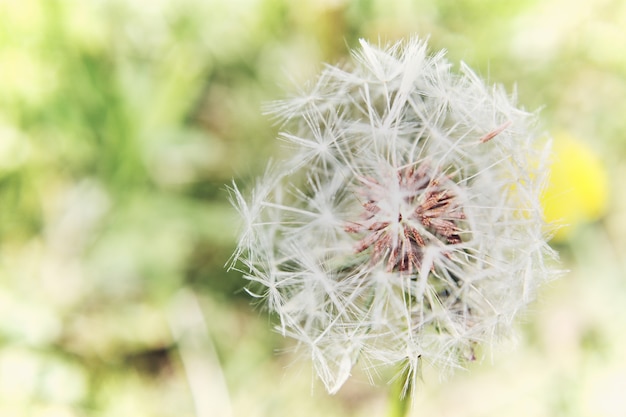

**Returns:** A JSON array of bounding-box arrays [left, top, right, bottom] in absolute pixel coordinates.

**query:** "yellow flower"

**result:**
[[542, 132, 609, 241]]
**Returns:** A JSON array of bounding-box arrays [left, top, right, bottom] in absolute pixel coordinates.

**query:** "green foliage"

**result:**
[[0, 0, 625, 416]]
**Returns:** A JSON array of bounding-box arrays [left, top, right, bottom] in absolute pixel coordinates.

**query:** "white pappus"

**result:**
[[229, 36, 556, 395]]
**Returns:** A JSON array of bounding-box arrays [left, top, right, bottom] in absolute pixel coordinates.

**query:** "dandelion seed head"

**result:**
[[230, 36, 556, 393]]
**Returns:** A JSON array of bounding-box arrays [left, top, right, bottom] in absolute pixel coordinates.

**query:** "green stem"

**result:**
[[387, 366, 412, 417]]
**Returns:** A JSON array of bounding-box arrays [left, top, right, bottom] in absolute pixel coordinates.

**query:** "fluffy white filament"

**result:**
[[229, 37, 555, 394]]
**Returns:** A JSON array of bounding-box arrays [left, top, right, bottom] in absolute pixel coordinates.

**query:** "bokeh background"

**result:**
[[1, 0, 625, 416]]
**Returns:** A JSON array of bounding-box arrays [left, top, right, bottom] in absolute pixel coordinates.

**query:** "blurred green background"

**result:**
[[1, 0, 625, 416]]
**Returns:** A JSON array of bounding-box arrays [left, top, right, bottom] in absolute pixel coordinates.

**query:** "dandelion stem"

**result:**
[[387, 365, 412, 417]]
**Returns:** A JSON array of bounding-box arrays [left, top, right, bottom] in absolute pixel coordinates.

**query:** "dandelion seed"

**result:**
[[229, 36, 556, 394], [479, 120, 513, 143]]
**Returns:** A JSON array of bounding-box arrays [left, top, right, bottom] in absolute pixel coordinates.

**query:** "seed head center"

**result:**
[[346, 165, 466, 273]]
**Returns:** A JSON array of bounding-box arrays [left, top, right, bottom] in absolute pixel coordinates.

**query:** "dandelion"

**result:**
[[229, 37, 556, 397]]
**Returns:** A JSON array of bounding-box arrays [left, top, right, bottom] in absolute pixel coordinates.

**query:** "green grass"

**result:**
[[0, 0, 625, 416]]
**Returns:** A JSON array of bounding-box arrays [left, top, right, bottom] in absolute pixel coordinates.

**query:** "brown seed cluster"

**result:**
[[346, 164, 466, 273]]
